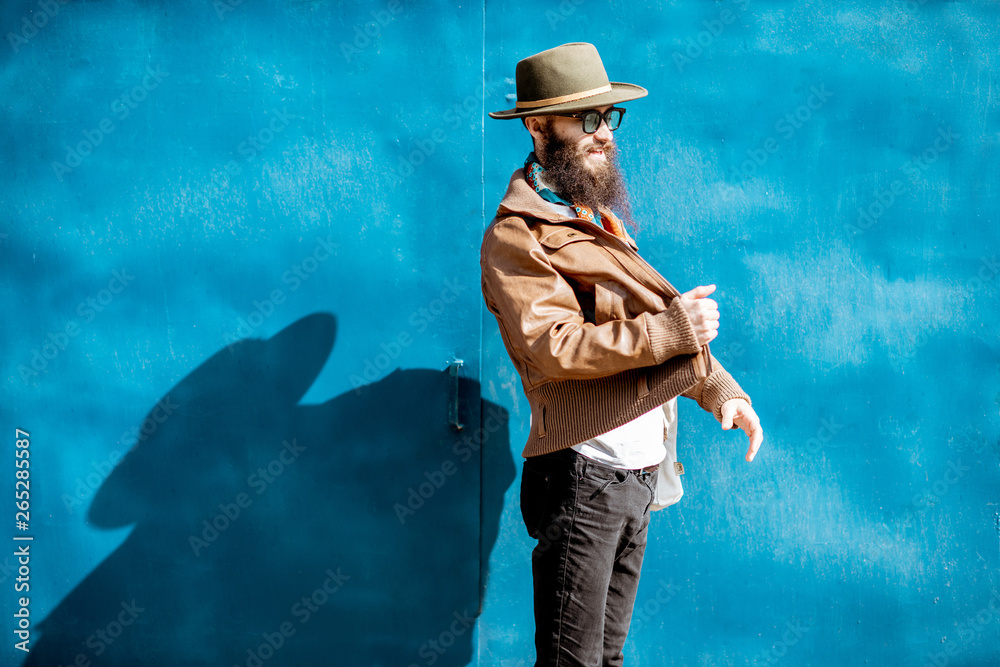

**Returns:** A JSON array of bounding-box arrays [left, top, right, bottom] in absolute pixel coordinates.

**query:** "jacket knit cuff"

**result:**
[[646, 297, 702, 365], [702, 368, 752, 421]]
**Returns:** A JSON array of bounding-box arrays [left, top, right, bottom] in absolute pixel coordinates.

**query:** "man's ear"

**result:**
[[523, 116, 547, 154], [523, 115, 544, 138]]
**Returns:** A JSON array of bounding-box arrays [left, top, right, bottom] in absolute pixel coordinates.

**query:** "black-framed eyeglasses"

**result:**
[[554, 107, 626, 134]]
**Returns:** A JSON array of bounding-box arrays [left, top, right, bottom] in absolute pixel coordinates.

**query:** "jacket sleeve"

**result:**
[[481, 217, 703, 381], [681, 350, 753, 421]]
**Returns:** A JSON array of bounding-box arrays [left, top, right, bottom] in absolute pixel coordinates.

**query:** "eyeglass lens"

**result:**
[[582, 108, 624, 133]]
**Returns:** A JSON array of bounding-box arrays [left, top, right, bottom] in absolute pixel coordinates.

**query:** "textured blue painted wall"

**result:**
[[2, 0, 998, 665], [480, 2, 999, 666], [1, 1, 503, 665]]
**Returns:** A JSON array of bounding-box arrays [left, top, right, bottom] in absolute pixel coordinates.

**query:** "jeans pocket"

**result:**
[[579, 461, 627, 502], [520, 464, 551, 540]]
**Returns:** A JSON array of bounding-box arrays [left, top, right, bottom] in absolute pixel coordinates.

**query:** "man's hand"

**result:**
[[678, 284, 720, 347], [720, 398, 763, 462]]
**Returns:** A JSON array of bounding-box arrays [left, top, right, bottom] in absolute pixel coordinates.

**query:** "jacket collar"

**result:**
[[494, 168, 638, 250]]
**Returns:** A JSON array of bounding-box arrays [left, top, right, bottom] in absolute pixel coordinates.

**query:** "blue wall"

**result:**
[[2, 1, 998, 665]]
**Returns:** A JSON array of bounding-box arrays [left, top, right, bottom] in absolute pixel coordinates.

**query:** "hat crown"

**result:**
[[515, 42, 610, 106], [488, 42, 647, 119]]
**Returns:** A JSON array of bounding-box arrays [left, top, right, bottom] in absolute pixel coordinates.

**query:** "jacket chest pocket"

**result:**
[[538, 227, 595, 251]]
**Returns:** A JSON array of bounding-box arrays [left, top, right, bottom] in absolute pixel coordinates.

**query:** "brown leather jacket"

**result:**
[[481, 168, 751, 457]]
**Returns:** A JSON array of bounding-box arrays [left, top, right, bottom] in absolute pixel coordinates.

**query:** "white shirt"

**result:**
[[573, 403, 671, 469]]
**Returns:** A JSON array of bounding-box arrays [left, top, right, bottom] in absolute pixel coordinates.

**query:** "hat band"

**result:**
[[514, 84, 613, 110]]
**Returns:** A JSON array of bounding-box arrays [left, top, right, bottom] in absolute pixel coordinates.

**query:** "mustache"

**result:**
[[585, 138, 614, 151]]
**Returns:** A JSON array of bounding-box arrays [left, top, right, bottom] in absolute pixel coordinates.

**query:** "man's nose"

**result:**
[[593, 119, 614, 142]]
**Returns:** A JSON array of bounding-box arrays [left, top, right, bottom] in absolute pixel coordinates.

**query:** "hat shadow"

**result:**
[[24, 313, 513, 666]]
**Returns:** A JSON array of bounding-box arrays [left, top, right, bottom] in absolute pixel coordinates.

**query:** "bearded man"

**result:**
[[481, 43, 765, 665]]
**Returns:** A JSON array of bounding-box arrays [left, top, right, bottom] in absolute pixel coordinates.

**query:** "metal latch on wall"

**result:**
[[448, 359, 464, 431]]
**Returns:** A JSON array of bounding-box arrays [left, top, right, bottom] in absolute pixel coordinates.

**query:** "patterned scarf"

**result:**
[[524, 154, 625, 240]]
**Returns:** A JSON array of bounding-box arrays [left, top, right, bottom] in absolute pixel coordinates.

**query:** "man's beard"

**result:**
[[536, 126, 633, 230]]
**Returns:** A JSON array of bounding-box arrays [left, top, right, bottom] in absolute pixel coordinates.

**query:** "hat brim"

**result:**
[[488, 81, 647, 119]]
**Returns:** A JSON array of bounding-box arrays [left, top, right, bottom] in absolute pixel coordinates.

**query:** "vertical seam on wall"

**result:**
[[477, 1, 487, 662]]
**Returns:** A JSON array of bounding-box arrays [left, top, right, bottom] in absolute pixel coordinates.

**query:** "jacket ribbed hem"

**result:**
[[521, 354, 701, 457]]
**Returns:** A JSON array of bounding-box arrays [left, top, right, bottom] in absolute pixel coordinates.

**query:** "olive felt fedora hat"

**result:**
[[489, 42, 647, 120]]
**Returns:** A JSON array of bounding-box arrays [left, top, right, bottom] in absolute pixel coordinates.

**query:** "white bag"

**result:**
[[651, 398, 684, 510]]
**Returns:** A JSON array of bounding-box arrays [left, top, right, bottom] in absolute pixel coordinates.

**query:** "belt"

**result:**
[[632, 463, 658, 476]]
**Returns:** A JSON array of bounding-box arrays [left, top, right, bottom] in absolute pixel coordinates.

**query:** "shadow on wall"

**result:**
[[25, 313, 513, 667]]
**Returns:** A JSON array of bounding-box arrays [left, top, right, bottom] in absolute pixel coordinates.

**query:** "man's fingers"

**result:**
[[688, 300, 719, 335], [720, 407, 734, 430], [688, 299, 719, 325], [690, 313, 719, 329], [745, 425, 763, 462], [721, 399, 764, 462], [681, 284, 716, 300], [678, 289, 721, 348], [737, 412, 763, 462]]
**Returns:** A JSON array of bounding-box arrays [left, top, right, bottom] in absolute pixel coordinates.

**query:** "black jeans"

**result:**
[[520, 447, 656, 666]]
